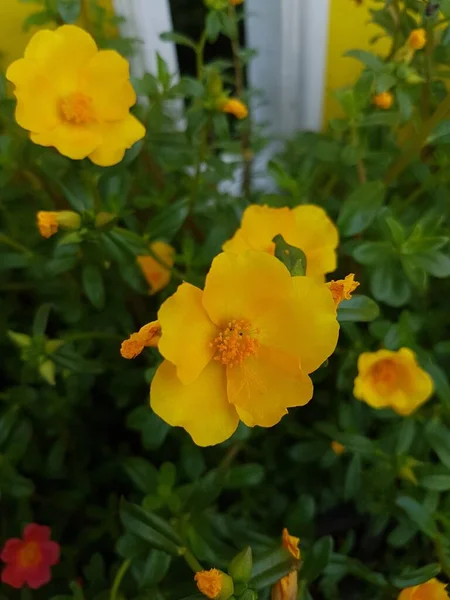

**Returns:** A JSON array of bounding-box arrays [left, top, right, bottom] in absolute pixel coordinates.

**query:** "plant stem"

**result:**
[[386, 0, 401, 61], [110, 559, 131, 600], [219, 441, 244, 470], [196, 30, 207, 80], [422, 22, 434, 118], [227, 2, 252, 199], [384, 91, 450, 185], [0, 233, 34, 257], [180, 547, 203, 573], [350, 124, 367, 184], [434, 534, 450, 578]]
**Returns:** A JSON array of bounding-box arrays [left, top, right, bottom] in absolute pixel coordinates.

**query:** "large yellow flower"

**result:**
[[398, 578, 449, 600], [354, 348, 433, 416], [222, 205, 338, 281], [151, 251, 339, 446], [6, 25, 145, 167]]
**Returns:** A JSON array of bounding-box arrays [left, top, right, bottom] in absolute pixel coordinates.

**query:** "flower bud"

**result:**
[[95, 212, 116, 228], [204, 0, 228, 9], [228, 547, 253, 583], [195, 569, 234, 600], [240, 591, 258, 600]]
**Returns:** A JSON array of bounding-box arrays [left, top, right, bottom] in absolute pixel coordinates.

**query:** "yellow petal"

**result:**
[[137, 241, 175, 295], [80, 50, 136, 120], [290, 205, 339, 280], [88, 114, 146, 167], [158, 283, 217, 385], [227, 345, 313, 428], [258, 275, 339, 375], [24, 26, 97, 95], [282, 528, 300, 559], [203, 251, 292, 326], [398, 579, 448, 600], [31, 122, 102, 160], [151, 360, 239, 446], [6, 59, 59, 132]]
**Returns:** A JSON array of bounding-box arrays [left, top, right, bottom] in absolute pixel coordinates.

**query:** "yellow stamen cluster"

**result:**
[[211, 320, 259, 367], [60, 92, 95, 125], [373, 91, 394, 110], [120, 321, 161, 359], [195, 569, 223, 599], [326, 274, 360, 306], [371, 359, 397, 387]]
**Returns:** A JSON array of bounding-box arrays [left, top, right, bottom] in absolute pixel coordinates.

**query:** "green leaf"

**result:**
[[359, 112, 401, 127], [206, 10, 222, 42], [419, 474, 450, 491], [338, 181, 386, 236], [226, 464, 264, 489], [23, 10, 53, 31], [251, 547, 293, 589], [32, 303, 52, 337], [396, 419, 416, 455], [353, 242, 392, 265], [147, 198, 189, 240], [396, 496, 437, 537], [140, 549, 171, 587], [414, 252, 450, 278], [301, 536, 334, 584], [122, 457, 158, 494], [338, 295, 380, 322], [120, 500, 181, 554], [391, 564, 441, 588], [344, 454, 361, 500], [371, 262, 411, 307], [57, 0, 81, 22], [345, 49, 384, 71], [82, 265, 105, 310], [425, 423, 450, 470], [160, 32, 197, 50], [428, 119, 450, 144], [273, 234, 307, 276]]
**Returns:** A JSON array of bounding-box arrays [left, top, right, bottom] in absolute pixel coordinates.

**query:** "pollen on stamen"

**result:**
[[210, 319, 260, 367]]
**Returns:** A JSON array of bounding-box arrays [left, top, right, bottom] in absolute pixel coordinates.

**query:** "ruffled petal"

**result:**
[[31, 122, 102, 160], [158, 283, 217, 385], [0, 539, 22, 562], [202, 251, 292, 326], [24, 26, 97, 95], [88, 114, 146, 167], [81, 50, 136, 120], [1, 564, 25, 588], [24, 525, 51, 543], [151, 360, 239, 446], [227, 345, 313, 428], [24, 565, 52, 589], [40, 541, 60, 567]]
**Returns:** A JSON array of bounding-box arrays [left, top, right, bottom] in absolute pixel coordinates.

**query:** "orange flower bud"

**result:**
[[120, 321, 161, 359], [195, 569, 234, 600], [219, 98, 249, 120], [331, 441, 345, 455], [373, 91, 394, 110], [37, 211, 81, 239], [408, 28, 426, 51]]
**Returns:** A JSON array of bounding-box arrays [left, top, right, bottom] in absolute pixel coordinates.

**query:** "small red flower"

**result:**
[[1, 524, 60, 589]]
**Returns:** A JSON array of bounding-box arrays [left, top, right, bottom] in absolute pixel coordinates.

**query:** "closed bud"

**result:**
[[204, 0, 228, 9], [240, 591, 258, 600], [55, 211, 81, 230], [195, 569, 234, 600], [207, 70, 224, 98], [228, 547, 253, 583], [95, 212, 116, 228]]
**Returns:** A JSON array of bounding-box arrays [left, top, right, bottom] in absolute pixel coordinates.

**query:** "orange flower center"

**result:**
[[195, 569, 223, 599], [211, 319, 259, 367], [371, 359, 397, 387], [60, 92, 95, 125], [18, 542, 41, 568]]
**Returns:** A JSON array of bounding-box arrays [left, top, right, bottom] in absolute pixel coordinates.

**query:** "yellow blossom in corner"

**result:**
[[37, 210, 81, 239], [326, 274, 360, 306], [408, 28, 427, 51], [137, 241, 175, 295], [373, 91, 394, 110], [219, 98, 249, 120], [398, 578, 449, 600], [354, 348, 434, 416], [223, 205, 339, 282], [272, 529, 300, 600], [6, 25, 145, 167], [151, 251, 339, 446], [331, 441, 345, 455], [195, 569, 234, 600], [120, 321, 161, 359]]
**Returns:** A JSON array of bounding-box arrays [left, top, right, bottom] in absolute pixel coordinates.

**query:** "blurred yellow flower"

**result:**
[[151, 251, 339, 446], [331, 440, 345, 455], [398, 578, 449, 600], [120, 321, 161, 359], [195, 569, 234, 600], [137, 241, 175, 295], [37, 210, 81, 239], [373, 92, 394, 110], [230, 0, 245, 5], [354, 348, 433, 416], [220, 98, 248, 119], [271, 529, 300, 600], [6, 25, 145, 167], [408, 28, 427, 51], [223, 205, 339, 282], [326, 274, 360, 306]]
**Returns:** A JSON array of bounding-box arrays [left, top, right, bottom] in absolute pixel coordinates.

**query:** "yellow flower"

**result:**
[[326, 274, 360, 306], [354, 348, 434, 416], [219, 98, 248, 119], [271, 529, 300, 600], [195, 569, 234, 600], [6, 25, 145, 167], [151, 251, 339, 446], [331, 440, 345, 455], [137, 241, 175, 295], [373, 92, 394, 110], [408, 28, 427, 51], [398, 578, 449, 600], [120, 321, 161, 359], [230, 0, 244, 4], [223, 205, 339, 282], [37, 210, 81, 239]]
